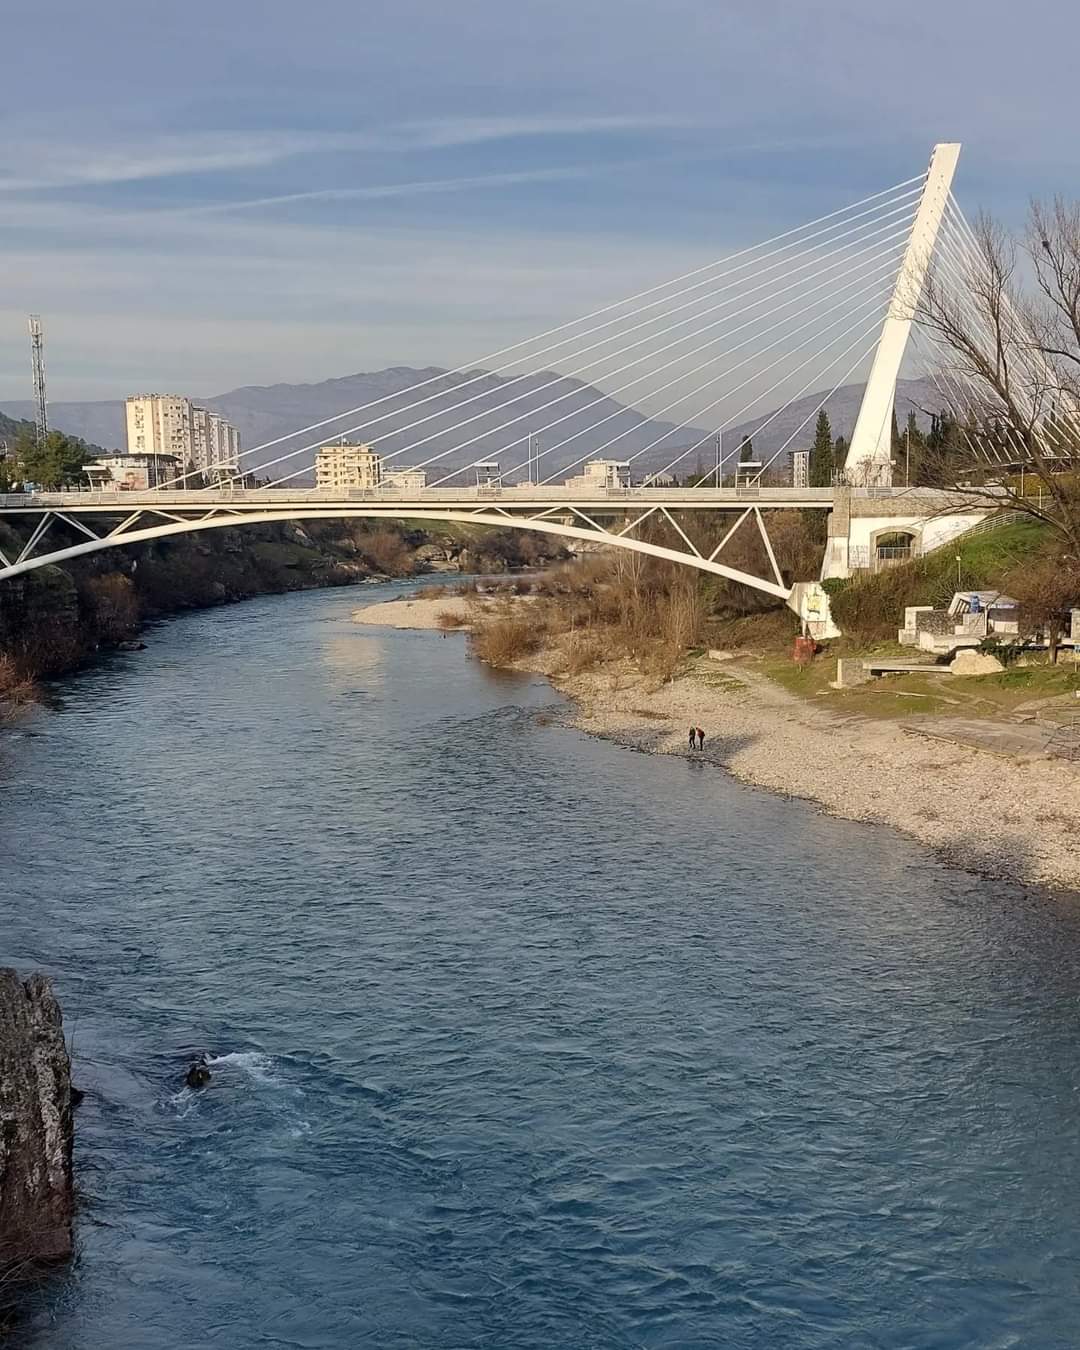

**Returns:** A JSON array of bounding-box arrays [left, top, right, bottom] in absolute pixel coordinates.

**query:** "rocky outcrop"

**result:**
[[0, 971, 74, 1270]]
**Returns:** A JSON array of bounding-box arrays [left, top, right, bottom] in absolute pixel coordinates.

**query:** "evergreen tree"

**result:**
[[809, 409, 833, 486], [14, 427, 91, 490], [900, 410, 926, 484]]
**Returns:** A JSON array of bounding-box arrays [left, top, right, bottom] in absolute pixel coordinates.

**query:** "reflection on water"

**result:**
[[4, 580, 1080, 1350]]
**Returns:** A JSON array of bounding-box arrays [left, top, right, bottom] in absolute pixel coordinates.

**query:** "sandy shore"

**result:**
[[354, 596, 1080, 891], [352, 595, 474, 629]]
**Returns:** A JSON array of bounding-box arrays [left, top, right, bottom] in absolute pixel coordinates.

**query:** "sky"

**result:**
[[0, 0, 1077, 406]]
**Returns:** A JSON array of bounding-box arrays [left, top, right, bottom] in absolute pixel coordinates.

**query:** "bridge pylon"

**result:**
[[843, 142, 961, 488]]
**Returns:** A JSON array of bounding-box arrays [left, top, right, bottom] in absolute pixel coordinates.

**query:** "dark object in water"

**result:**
[[185, 1059, 211, 1089]]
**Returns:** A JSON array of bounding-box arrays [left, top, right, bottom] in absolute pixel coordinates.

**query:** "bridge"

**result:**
[[0, 142, 1034, 623]]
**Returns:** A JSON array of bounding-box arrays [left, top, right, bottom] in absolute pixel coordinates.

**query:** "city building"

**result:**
[[791, 450, 809, 488], [562, 459, 631, 491], [126, 394, 242, 481], [381, 467, 427, 492], [206, 412, 241, 479], [314, 441, 382, 490], [126, 394, 192, 463], [84, 453, 181, 491]]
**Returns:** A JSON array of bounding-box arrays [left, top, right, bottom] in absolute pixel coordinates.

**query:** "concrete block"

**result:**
[[832, 658, 874, 689]]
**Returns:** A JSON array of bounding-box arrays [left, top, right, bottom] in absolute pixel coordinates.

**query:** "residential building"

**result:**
[[314, 441, 382, 490], [206, 412, 241, 479], [126, 394, 242, 481], [84, 453, 181, 491], [381, 467, 427, 492], [791, 450, 809, 488], [562, 459, 631, 491], [126, 394, 192, 464]]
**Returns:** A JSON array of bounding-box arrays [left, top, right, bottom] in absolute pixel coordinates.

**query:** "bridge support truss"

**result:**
[[0, 498, 796, 601]]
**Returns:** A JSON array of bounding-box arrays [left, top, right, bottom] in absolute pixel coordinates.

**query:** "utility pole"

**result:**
[[28, 315, 48, 449], [714, 431, 722, 487]]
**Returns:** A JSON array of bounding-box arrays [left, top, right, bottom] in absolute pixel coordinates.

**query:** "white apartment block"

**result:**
[[314, 442, 383, 490], [126, 394, 241, 480], [563, 459, 631, 491], [207, 412, 241, 477], [126, 394, 192, 463]]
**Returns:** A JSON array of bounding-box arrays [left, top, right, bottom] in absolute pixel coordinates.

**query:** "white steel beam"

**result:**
[[0, 507, 794, 599], [845, 143, 961, 484]]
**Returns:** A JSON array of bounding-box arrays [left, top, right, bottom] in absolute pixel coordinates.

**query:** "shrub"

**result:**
[[361, 530, 413, 576], [78, 573, 140, 642], [435, 609, 468, 630], [470, 613, 543, 666], [0, 654, 37, 720]]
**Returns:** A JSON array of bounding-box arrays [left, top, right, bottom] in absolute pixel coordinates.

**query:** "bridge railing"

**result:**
[[0, 485, 841, 509]]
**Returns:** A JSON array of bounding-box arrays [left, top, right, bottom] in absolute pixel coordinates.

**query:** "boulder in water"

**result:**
[[185, 1060, 211, 1089]]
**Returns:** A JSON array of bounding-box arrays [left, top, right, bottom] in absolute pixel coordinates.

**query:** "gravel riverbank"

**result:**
[[354, 596, 1080, 892]]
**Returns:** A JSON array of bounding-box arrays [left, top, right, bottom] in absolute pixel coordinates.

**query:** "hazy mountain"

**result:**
[[2, 369, 941, 482]]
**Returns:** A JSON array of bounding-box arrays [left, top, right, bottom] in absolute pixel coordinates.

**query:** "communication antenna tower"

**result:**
[[28, 315, 48, 448]]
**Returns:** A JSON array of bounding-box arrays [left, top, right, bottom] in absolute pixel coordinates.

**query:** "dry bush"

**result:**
[[0, 654, 37, 720], [78, 573, 140, 642], [361, 530, 413, 576], [558, 631, 606, 676], [470, 612, 544, 666], [435, 609, 469, 630], [638, 639, 683, 688]]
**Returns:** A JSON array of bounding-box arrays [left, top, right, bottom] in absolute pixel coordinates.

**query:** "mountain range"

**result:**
[[1, 369, 940, 482]]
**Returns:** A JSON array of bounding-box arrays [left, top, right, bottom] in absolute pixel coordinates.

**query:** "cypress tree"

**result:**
[[809, 409, 834, 486]]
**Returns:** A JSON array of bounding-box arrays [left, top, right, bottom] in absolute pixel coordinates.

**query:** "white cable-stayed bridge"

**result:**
[[0, 142, 1050, 626]]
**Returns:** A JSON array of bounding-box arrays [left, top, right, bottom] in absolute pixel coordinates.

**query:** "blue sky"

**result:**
[[1, 0, 1077, 402]]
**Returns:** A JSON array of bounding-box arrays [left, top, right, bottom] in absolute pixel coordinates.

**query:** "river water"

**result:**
[[4, 581, 1080, 1348]]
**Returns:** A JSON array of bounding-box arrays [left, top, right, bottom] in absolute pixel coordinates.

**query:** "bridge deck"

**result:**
[[0, 485, 991, 515]]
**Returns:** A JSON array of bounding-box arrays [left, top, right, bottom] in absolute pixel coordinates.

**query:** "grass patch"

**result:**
[[830, 520, 1050, 642]]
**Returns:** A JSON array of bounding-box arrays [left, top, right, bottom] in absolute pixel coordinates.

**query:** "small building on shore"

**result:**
[[83, 452, 180, 491]]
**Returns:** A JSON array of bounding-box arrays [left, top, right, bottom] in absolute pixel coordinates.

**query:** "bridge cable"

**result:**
[[248, 197, 922, 489]]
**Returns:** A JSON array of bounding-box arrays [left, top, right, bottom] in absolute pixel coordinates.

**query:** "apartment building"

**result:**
[[126, 394, 193, 463], [314, 442, 383, 490], [126, 394, 241, 480]]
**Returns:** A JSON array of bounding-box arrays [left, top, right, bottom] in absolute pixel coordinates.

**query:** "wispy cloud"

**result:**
[[0, 114, 684, 193], [177, 164, 605, 216]]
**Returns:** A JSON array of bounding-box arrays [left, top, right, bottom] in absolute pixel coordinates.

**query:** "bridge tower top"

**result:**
[[844, 142, 961, 484]]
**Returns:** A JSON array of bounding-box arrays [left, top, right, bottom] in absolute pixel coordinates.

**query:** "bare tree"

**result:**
[[916, 204, 1080, 559]]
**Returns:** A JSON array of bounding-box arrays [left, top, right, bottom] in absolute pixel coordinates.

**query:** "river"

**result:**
[[4, 581, 1080, 1348]]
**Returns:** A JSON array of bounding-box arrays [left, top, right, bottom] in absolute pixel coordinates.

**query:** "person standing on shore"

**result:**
[[697, 727, 706, 750], [688, 727, 697, 751]]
